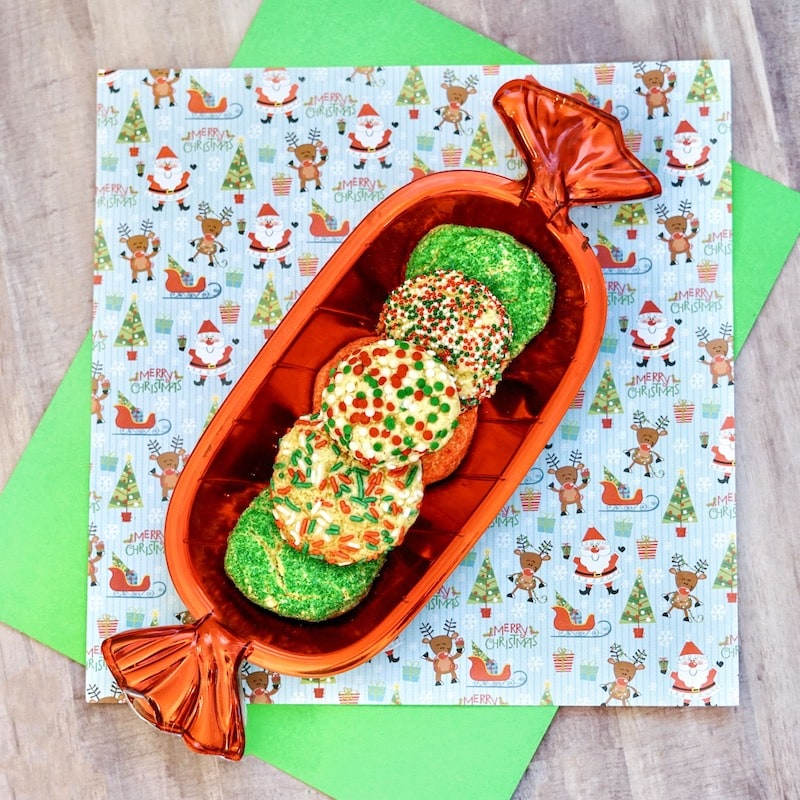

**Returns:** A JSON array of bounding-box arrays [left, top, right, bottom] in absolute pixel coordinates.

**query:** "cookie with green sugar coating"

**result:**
[[405, 224, 555, 358], [224, 489, 385, 622]]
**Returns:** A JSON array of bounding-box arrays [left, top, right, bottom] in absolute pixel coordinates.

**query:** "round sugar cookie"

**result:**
[[270, 414, 424, 566], [224, 489, 385, 622], [378, 270, 512, 406], [319, 338, 461, 469], [405, 224, 555, 358]]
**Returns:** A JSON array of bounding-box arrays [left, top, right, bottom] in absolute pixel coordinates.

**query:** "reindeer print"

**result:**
[[507, 536, 552, 602], [633, 61, 675, 119], [90, 362, 110, 423], [624, 411, 669, 477], [601, 644, 646, 706], [656, 200, 699, 265], [697, 324, 734, 387], [189, 202, 233, 267], [663, 555, 707, 621], [434, 70, 478, 135], [148, 437, 187, 501], [286, 129, 327, 191], [420, 620, 464, 685], [547, 450, 590, 515], [119, 220, 159, 283], [142, 69, 181, 108]]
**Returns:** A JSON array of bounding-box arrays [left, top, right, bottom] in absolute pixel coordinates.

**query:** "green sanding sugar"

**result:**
[[224, 489, 385, 622], [405, 224, 556, 358]]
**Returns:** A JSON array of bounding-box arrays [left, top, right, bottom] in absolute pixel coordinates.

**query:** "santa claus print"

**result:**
[[248, 203, 293, 270], [573, 527, 621, 596], [187, 320, 234, 386], [348, 103, 394, 169], [629, 300, 679, 367], [669, 641, 723, 706], [147, 146, 194, 211], [710, 416, 735, 484], [663, 120, 715, 187], [255, 67, 300, 124]]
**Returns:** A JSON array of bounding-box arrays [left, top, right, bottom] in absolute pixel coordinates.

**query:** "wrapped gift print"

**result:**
[[87, 61, 736, 706]]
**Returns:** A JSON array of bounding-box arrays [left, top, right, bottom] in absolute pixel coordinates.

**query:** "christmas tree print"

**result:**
[[116, 92, 150, 153], [539, 681, 554, 706], [204, 395, 220, 429], [588, 363, 624, 427], [251, 272, 283, 334], [114, 296, 148, 356], [93, 222, 114, 276], [221, 138, 255, 197], [685, 60, 721, 110], [662, 470, 698, 535], [395, 66, 431, 117], [109, 457, 144, 520], [391, 684, 401, 705], [189, 75, 214, 105], [467, 549, 503, 617], [463, 115, 498, 169], [613, 202, 649, 239], [713, 535, 738, 601], [714, 159, 733, 205], [619, 569, 655, 636]]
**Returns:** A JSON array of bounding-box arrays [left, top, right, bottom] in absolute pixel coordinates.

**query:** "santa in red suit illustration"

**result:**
[[710, 416, 735, 484], [187, 320, 234, 386], [669, 641, 722, 706], [348, 103, 393, 169], [248, 203, 293, 270], [663, 120, 713, 187], [629, 300, 678, 368], [255, 67, 300, 124], [573, 527, 621, 596], [146, 145, 193, 211]]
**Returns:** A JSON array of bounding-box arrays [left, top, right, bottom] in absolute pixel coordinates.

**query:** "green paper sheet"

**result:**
[[2, 1, 799, 799]]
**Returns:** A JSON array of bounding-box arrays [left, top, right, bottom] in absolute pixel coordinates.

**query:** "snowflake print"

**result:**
[[657, 628, 674, 648], [156, 114, 172, 133], [206, 155, 222, 172], [180, 417, 197, 436]]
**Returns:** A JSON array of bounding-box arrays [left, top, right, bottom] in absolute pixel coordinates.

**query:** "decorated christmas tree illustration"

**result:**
[[300, 675, 337, 698], [221, 138, 255, 199], [588, 363, 624, 427], [613, 202, 649, 239], [114, 296, 148, 357], [662, 470, 698, 536], [116, 92, 150, 154], [713, 535, 738, 601], [463, 115, 498, 169], [204, 395, 220, 429], [619, 569, 655, 636], [109, 456, 143, 521], [395, 66, 431, 117], [391, 684, 402, 705], [93, 221, 114, 277], [189, 75, 215, 105], [539, 681, 554, 706], [685, 59, 721, 110], [251, 272, 283, 336], [714, 158, 733, 206], [467, 549, 503, 617]]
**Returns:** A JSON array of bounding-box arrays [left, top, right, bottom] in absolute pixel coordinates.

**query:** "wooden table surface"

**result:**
[[2, 2, 798, 798]]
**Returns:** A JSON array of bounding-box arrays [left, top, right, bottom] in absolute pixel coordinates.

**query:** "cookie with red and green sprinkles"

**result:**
[[224, 489, 385, 622], [270, 414, 424, 566], [377, 270, 512, 406], [319, 338, 461, 469], [405, 224, 556, 358]]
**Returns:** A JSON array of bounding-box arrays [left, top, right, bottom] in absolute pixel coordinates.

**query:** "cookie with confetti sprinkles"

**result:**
[[405, 224, 556, 358], [319, 338, 461, 469], [270, 414, 424, 565], [377, 270, 512, 406], [224, 489, 385, 621]]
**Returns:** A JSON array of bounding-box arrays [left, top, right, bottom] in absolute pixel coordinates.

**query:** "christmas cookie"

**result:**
[[405, 224, 556, 358], [377, 270, 512, 406], [319, 338, 461, 469], [270, 414, 424, 566], [224, 489, 385, 622]]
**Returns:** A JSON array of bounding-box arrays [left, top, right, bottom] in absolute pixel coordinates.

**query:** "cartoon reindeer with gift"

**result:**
[[434, 70, 478, 135], [601, 644, 646, 706], [663, 554, 707, 621], [420, 619, 464, 685], [148, 437, 187, 501], [189, 202, 233, 267], [547, 450, 590, 515], [286, 129, 327, 191], [656, 199, 699, 265], [119, 220, 159, 283], [696, 323, 735, 387], [90, 361, 110, 424], [624, 411, 669, 477], [507, 536, 552, 602], [633, 61, 675, 119]]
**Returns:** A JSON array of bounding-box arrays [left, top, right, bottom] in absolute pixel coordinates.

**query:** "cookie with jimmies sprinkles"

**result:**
[[270, 414, 424, 566], [319, 338, 461, 470], [377, 270, 512, 406]]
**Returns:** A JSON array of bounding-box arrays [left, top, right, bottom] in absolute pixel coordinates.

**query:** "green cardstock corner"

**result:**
[[1, 2, 799, 799]]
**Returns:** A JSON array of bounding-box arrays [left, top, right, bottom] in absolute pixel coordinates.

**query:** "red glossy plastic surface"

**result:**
[[102, 76, 661, 759]]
